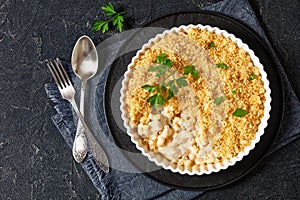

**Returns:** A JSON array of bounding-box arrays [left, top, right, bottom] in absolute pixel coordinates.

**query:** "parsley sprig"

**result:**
[[92, 2, 125, 33], [142, 53, 199, 107]]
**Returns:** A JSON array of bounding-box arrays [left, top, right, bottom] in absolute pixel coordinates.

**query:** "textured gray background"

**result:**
[[0, 0, 299, 199]]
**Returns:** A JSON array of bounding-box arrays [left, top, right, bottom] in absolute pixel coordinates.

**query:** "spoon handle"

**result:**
[[72, 81, 88, 163], [70, 98, 109, 173], [77, 82, 86, 136]]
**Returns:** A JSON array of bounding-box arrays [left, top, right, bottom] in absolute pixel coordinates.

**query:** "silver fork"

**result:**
[[47, 58, 109, 173]]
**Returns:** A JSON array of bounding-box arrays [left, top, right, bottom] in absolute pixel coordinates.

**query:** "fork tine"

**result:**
[[48, 62, 63, 89], [56, 58, 71, 85], [55, 58, 71, 86], [53, 59, 69, 88]]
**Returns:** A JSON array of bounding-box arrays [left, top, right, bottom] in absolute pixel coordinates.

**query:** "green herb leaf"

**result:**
[[112, 16, 118, 25], [155, 53, 167, 63], [155, 53, 173, 67], [161, 85, 167, 92], [184, 65, 194, 74], [147, 66, 157, 72], [209, 42, 216, 48], [216, 63, 230, 69], [147, 93, 166, 106], [141, 85, 157, 93], [156, 65, 169, 77], [92, 2, 125, 33], [167, 89, 174, 100], [176, 77, 188, 88], [248, 72, 256, 81], [232, 90, 237, 95], [112, 15, 124, 32], [167, 80, 179, 94], [214, 96, 226, 105], [147, 93, 159, 106], [142, 84, 174, 107], [101, 22, 109, 33], [158, 94, 167, 105], [148, 65, 170, 77], [164, 59, 173, 67], [91, 20, 106, 31], [184, 65, 199, 79], [116, 15, 124, 32], [101, 2, 116, 16], [232, 108, 248, 117]]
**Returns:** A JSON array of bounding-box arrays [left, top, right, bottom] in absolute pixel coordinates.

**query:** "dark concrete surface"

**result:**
[[0, 0, 299, 199]]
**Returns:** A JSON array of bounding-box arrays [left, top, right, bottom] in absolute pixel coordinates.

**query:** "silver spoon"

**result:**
[[71, 35, 98, 163]]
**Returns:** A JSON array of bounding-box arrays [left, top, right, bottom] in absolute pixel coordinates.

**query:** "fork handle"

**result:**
[[69, 98, 110, 173]]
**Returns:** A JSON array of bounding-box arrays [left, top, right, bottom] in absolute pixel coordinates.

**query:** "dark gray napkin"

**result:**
[[45, 0, 300, 199]]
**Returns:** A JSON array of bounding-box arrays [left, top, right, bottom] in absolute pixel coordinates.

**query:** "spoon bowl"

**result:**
[[71, 36, 98, 80]]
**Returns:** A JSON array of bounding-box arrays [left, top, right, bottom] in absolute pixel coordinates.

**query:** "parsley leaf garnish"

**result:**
[[167, 89, 174, 100], [184, 65, 199, 79], [165, 77, 188, 94], [147, 93, 166, 107], [148, 65, 170, 77], [216, 63, 230, 69], [148, 53, 173, 77], [142, 53, 196, 107], [92, 20, 109, 33], [155, 53, 173, 67], [214, 96, 226, 105], [112, 15, 124, 32], [141, 85, 156, 93], [209, 42, 216, 48], [141, 84, 172, 107], [248, 72, 256, 81], [175, 77, 188, 88], [165, 80, 178, 94], [232, 90, 237, 95], [101, 2, 116, 16], [232, 108, 248, 117], [92, 2, 125, 33]]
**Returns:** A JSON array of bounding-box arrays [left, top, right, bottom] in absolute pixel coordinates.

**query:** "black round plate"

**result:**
[[104, 11, 284, 190]]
